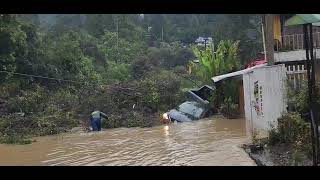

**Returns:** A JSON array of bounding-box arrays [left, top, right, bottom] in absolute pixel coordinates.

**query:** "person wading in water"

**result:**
[[90, 110, 108, 131]]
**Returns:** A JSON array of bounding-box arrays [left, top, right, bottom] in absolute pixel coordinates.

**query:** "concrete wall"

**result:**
[[274, 49, 320, 62], [282, 25, 320, 36], [243, 64, 287, 137], [274, 49, 320, 83], [283, 25, 303, 35]]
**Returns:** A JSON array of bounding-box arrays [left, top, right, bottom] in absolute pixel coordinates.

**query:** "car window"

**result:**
[[177, 101, 204, 118]]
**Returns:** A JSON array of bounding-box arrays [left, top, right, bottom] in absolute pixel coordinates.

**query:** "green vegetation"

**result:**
[[0, 14, 262, 144], [220, 97, 239, 119], [268, 112, 311, 148], [262, 80, 320, 165], [192, 40, 240, 83], [191, 40, 241, 113], [287, 81, 320, 119], [267, 112, 312, 165]]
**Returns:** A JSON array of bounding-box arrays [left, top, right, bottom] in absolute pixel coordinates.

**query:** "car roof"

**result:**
[[178, 101, 206, 110]]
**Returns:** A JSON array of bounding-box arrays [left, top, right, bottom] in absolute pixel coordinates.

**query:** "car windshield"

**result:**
[[177, 101, 204, 118]]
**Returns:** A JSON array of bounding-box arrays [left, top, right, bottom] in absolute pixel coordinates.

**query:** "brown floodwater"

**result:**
[[0, 116, 255, 166]]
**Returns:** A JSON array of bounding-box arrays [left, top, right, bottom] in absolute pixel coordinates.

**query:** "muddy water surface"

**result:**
[[0, 116, 255, 166]]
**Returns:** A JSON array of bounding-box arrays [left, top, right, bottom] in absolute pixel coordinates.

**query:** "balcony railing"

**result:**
[[274, 32, 320, 51]]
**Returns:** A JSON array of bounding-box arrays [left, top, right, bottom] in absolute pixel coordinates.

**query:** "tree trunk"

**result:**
[[264, 14, 275, 65]]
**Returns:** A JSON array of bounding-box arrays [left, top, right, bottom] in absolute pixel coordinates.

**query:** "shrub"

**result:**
[[278, 112, 309, 143], [0, 135, 33, 144], [102, 114, 123, 128], [49, 89, 78, 111], [7, 85, 48, 114], [173, 65, 188, 75], [141, 70, 184, 111], [31, 106, 78, 136], [268, 128, 281, 145], [103, 61, 131, 83], [268, 112, 311, 154], [0, 106, 78, 138], [0, 114, 33, 136], [0, 81, 21, 99], [126, 111, 145, 128], [220, 97, 239, 119], [130, 55, 153, 79], [101, 109, 156, 129], [99, 69, 184, 129], [147, 46, 194, 69], [1, 84, 80, 143], [287, 81, 320, 121]]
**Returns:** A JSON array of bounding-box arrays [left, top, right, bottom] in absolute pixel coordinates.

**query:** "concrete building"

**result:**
[[272, 14, 320, 87], [195, 37, 213, 46], [212, 64, 287, 137], [211, 15, 320, 137]]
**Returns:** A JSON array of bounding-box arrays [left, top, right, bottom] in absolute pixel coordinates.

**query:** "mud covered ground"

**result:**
[[243, 143, 313, 166]]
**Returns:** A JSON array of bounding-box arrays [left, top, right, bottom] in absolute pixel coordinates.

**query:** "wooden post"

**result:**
[[264, 14, 275, 65], [309, 23, 320, 165], [261, 16, 267, 61], [304, 23, 319, 166], [239, 81, 245, 115]]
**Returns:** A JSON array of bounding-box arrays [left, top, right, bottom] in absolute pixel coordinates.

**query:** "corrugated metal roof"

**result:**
[[211, 64, 267, 83], [285, 14, 320, 26]]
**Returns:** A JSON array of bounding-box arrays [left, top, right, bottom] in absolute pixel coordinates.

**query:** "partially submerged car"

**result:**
[[161, 85, 216, 124], [162, 101, 215, 123]]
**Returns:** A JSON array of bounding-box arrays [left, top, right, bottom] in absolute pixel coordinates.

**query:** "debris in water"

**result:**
[[164, 125, 169, 131]]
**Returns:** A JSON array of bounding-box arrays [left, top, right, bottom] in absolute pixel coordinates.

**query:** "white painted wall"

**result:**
[[243, 64, 287, 137], [274, 49, 320, 62]]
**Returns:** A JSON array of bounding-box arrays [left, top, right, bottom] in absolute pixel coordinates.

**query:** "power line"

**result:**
[[0, 70, 85, 84], [0, 70, 199, 93], [0, 70, 137, 91]]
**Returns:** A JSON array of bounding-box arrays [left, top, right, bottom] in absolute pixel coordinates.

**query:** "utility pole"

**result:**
[[204, 38, 208, 49], [115, 15, 119, 63], [146, 26, 153, 46], [161, 27, 164, 42], [116, 18, 119, 46], [261, 16, 267, 62], [263, 14, 275, 65]]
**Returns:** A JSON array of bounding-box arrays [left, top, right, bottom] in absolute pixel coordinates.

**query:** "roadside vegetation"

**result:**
[[191, 40, 242, 117], [246, 81, 320, 166]]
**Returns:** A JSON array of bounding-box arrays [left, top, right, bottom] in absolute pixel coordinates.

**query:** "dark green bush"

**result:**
[[268, 128, 281, 145], [268, 112, 311, 155], [49, 89, 79, 111], [287, 81, 320, 120], [278, 112, 309, 143], [0, 135, 32, 144], [130, 55, 153, 79], [220, 97, 239, 119], [0, 107, 78, 138], [0, 81, 22, 99], [99, 69, 184, 129], [31, 108, 78, 136], [7, 85, 48, 114], [102, 114, 123, 128]]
